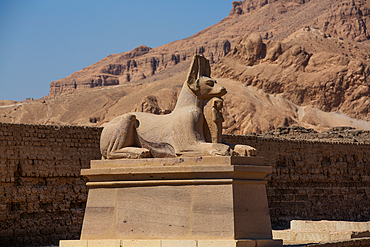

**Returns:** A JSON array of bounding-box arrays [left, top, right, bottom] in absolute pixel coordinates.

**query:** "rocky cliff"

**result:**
[[47, 41, 231, 98], [48, 0, 370, 99], [213, 28, 370, 129]]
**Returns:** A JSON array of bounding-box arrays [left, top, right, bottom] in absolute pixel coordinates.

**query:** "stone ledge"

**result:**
[[83, 156, 271, 184], [306, 237, 370, 247], [291, 220, 370, 231], [60, 239, 283, 247], [272, 220, 370, 245], [86, 179, 258, 187], [90, 156, 265, 168]]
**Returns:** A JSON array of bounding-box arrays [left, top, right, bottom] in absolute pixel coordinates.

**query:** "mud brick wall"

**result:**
[[0, 123, 101, 247], [224, 134, 370, 229], [1, 122, 370, 246]]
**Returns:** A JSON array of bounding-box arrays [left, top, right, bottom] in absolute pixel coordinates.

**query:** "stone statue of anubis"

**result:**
[[100, 55, 257, 159]]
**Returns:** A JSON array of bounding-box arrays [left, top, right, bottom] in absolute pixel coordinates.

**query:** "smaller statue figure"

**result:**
[[204, 97, 224, 143]]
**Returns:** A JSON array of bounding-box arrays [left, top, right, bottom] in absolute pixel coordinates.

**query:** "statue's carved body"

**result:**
[[204, 97, 224, 144], [100, 55, 256, 159]]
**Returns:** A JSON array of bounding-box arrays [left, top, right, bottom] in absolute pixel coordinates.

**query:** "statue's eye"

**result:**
[[206, 80, 214, 87]]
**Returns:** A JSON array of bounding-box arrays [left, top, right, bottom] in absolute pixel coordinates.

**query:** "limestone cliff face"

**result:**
[[48, 40, 231, 98], [47, 0, 370, 99], [213, 29, 370, 127], [48, 45, 152, 97], [315, 0, 370, 42], [229, 0, 311, 16], [229, 0, 370, 43]]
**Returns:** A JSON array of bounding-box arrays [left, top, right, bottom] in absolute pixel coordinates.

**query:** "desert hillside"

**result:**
[[46, 0, 370, 99], [1, 0, 370, 134], [213, 28, 370, 132]]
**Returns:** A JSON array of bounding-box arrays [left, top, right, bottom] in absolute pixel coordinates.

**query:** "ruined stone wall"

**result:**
[[224, 135, 370, 229], [1, 123, 370, 246], [0, 123, 101, 247]]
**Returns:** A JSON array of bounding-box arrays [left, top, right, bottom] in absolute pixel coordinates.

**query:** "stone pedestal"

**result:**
[[60, 156, 282, 247]]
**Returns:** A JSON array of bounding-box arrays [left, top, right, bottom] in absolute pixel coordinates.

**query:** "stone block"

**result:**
[[197, 240, 256, 247], [122, 240, 161, 247], [14, 228, 28, 238], [88, 239, 121, 247], [162, 240, 197, 247], [59, 240, 87, 247], [290, 220, 370, 232], [0, 229, 13, 238], [80, 157, 273, 241], [256, 239, 283, 247]]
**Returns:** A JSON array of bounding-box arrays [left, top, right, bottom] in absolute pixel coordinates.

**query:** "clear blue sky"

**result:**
[[0, 0, 232, 101]]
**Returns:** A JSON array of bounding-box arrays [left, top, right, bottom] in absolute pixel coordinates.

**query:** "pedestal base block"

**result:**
[[60, 239, 283, 247], [61, 156, 282, 246]]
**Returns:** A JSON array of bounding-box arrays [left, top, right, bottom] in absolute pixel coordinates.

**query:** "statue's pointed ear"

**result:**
[[199, 56, 211, 77], [186, 55, 200, 91]]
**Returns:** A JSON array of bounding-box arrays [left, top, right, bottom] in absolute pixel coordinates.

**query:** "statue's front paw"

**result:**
[[234, 145, 257, 157], [207, 143, 231, 156]]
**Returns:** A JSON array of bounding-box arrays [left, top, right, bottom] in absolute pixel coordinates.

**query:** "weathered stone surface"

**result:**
[[204, 97, 224, 143], [272, 220, 370, 245], [80, 157, 273, 241], [290, 220, 370, 231]]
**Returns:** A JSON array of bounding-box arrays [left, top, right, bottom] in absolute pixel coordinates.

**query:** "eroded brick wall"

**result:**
[[1, 123, 370, 246], [224, 134, 370, 229], [0, 123, 101, 246]]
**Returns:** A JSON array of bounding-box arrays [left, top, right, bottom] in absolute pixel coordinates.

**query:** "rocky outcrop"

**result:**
[[131, 94, 175, 115], [229, 0, 370, 41], [315, 0, 370, 41], [229, 0, 311, 16], [213, 29, 370, 124], [48, 40, 231, 98]]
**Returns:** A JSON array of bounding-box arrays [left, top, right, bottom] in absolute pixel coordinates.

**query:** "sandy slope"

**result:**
[[1, 69, 369, 134]]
